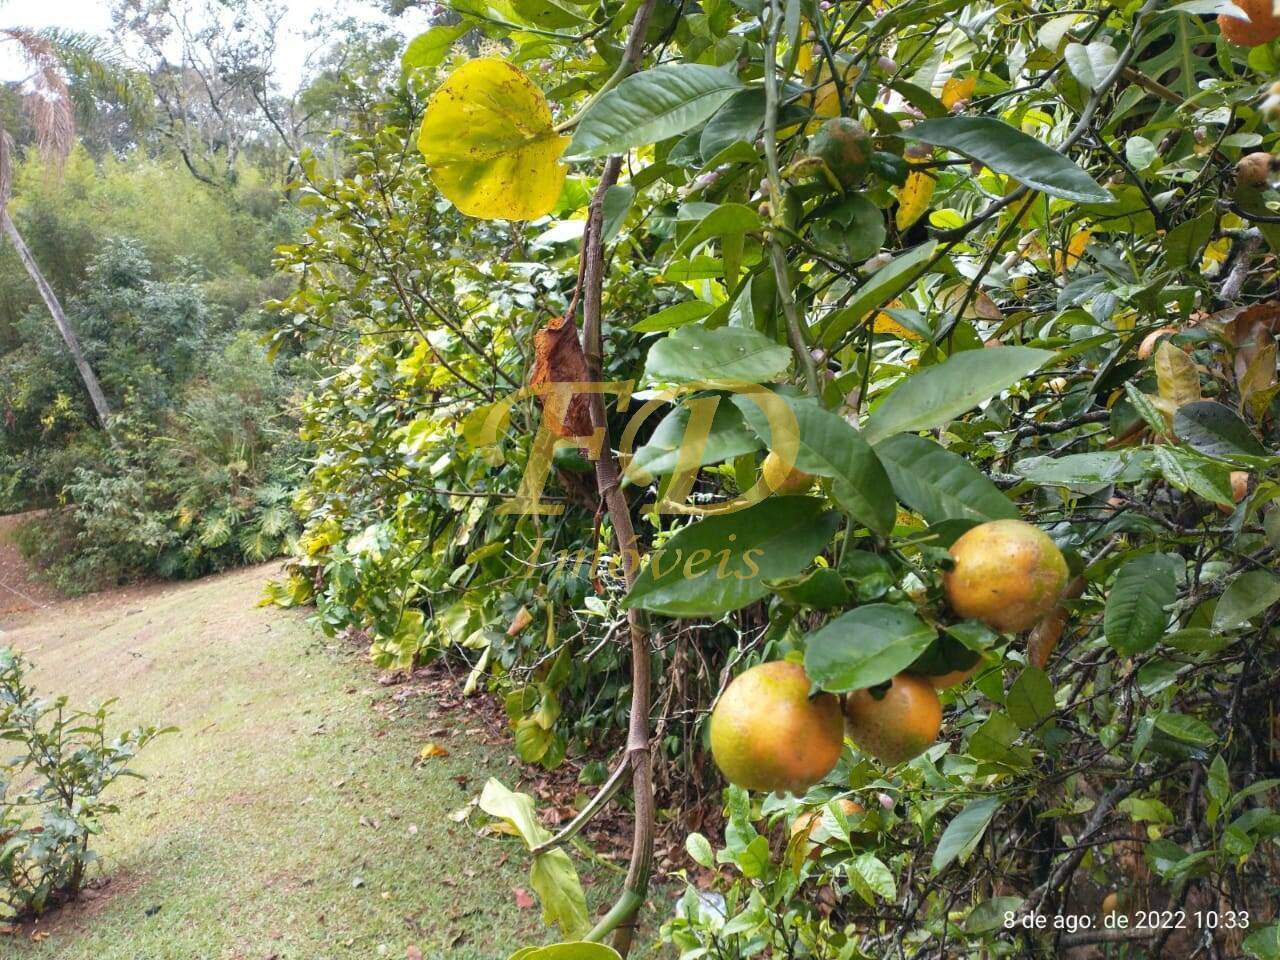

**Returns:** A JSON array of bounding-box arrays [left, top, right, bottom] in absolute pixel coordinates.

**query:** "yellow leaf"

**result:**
[[1154, 341, 1201, 408], [871, 299, 921, 340], [810, 59, 861, 119], [1056, 229, 1091, 273], [417, 59, 568, 221], [941, 75, 976, 109], [418, 742, 451, 761], [896, 172, 936, 231], [507, 605, 534, 636], [1238, 333, 1277, 415]]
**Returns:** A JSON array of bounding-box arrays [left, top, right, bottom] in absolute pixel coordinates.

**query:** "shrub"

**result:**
[[0, 648, 167, 922]]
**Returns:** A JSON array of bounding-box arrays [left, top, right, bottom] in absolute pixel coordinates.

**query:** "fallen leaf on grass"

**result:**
[[407, 948, 424, 960], [417, 742, 450, 762], [513, 887, 536, 910]]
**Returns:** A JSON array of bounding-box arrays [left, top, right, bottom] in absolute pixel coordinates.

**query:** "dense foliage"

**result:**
[[0, 151, 304, 591], [0, 648, 166, 922], [267, 0, 1280, 956]]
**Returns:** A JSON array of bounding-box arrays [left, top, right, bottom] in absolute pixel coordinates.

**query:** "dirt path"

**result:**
[[0, 564, 602, 959]]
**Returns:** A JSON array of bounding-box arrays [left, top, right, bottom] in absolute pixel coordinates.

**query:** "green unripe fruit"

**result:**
[[807, 118, 874, 190]]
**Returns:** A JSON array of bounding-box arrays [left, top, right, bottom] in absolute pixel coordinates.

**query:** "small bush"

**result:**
[[0, 648, 168, 922]]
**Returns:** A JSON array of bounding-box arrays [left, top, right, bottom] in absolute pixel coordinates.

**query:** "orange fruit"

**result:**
[[924, 665, 977, 690], [762, 451, 816, 495], [807, 117, 874, 190], [843, 672, 942, 765], [709, 661, 844, 794], [1102, 891, 1121, 916], [1219, 0, 1280, 46], [790, 798, 863, 859], [1236, 152, 1277, 189], [943, 519, 1068, 634]]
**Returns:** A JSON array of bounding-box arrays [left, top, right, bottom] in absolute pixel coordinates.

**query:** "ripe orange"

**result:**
[[790, 798, 863, 859], [843, 672, 942, 765], [924, 665, 977, 690], [762, 451, 816, 495], [943, 519, 1068, 634], [1219, 0, 1280, 47], [709, 661, 844, 794]]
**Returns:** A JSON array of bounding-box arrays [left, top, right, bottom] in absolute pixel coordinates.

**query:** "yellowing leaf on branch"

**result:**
[[941, 75, 976, 109], [1154, 340, 1201, 408], [896, 172, 936, 231], [417, 59, 568, 221], [1056, 229, 1091, 273], [871, 300, 921, 340]]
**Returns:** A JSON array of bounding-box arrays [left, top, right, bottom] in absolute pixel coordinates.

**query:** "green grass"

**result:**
[[1, 565, 627, 959]]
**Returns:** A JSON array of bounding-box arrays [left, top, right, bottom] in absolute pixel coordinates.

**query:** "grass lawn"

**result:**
[[0, 564, 630, 959]]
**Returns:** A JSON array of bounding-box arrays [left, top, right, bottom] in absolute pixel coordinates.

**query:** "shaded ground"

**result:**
[[0, 562, 627, 959], [0, 513, 60, 614]]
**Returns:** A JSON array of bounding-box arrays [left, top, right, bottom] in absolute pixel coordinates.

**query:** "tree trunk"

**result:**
[[1, 209, 116, 437]]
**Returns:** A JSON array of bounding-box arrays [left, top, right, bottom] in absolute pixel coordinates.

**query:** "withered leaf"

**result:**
[[530, 315, 594, 438]]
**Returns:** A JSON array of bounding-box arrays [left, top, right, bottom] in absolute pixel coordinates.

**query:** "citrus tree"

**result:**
[[272, 0, 1280, 955]]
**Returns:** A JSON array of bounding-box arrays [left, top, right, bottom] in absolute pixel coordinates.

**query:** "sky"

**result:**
[[0, 0, 432, 90]]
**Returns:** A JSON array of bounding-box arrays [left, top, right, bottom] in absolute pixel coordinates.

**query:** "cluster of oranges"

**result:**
[[709, 519, 1069, 794]]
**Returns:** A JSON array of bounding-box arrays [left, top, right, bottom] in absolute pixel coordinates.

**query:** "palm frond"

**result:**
[[0, 28, 74, 169], [35, 27, 153, 128]]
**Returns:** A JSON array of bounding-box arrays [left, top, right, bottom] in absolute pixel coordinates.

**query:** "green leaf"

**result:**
[[968, 713, 1032, 767], [1173, 401, 1270, 460], [1154, 712, 1216, 747], [1212, 569, 1280, 632], [623, 496, 840, 616], [515, 945, 623, 960], [602, 185, 634, 242], [819, 241, 938, 348], [767, 567, 851, 609], [645, 326, 791, 383], [1014, 450, 1152, 488], [966, 897, 1024, 934], [1007, 668, 1056, 733], [1243, 924, 1280, 960], [735, 834, 771, 878], [863, 347, 1054, 443], [846, 852, 896, 904], [627, 396, 762, 481], [633, 300, 714, 333], [686, 832, 715, 868], [900, 117, 1111, 203], [804, 604, 937, 693], [566, 64, 744, 159], [401, 24, 470, 74], [478, 778, 553, 847], [511, 0, 589, 28], [478, 779, 589, 938], [1064, 41, 1118, 91], [1104, 554, 1179, 656], [700, 89, 765, 161], [932, 797, 1000, 874], [530, 850, 590, 939], [671, 203, 763, 260], [874, 433, 1019, 524], [733, 394, 896, 534]]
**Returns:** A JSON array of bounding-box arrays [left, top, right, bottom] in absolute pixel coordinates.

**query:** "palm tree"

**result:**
[[0, 27, 149, 438]]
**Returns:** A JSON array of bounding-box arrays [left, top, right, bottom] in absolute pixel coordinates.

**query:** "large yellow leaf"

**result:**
[[1056, 229, 1091, 273], [896, 171, 936, 231], [1154, 340, 1201, 408], [417, 59, 568, 221]]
